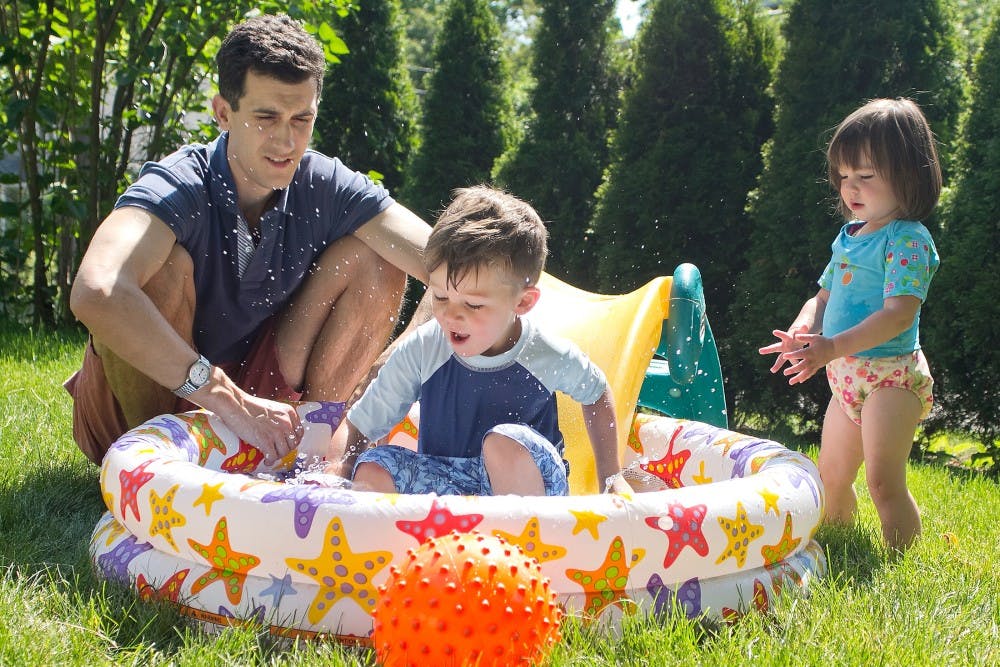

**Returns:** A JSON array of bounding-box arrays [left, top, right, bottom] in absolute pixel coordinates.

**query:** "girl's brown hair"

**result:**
[[827, 98, 942, 221]]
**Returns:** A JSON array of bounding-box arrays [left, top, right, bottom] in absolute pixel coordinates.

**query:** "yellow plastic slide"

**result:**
[[528, 273, 672, 494]]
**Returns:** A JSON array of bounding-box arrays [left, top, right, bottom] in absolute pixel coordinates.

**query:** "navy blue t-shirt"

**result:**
[[114, 133, 394, 363]]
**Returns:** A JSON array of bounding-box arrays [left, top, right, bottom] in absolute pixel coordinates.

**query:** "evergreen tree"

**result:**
[[492, 0, 624, 288], [399, 0, 517, 221], [590, 0, 776, 355], [314, 0, 419, 193], [727, 0, 964, 431], [923, 11, 1000, 467]]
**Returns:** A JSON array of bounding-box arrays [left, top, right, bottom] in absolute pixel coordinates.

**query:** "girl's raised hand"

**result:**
[[759, 325, 809, 374], [776, 332, 836, 385]]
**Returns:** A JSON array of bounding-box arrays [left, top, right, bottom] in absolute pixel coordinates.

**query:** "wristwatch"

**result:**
[[173, 354, 212, 398]]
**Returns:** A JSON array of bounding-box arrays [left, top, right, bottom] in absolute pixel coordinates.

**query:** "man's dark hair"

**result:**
[[216, 13, 326, 109]]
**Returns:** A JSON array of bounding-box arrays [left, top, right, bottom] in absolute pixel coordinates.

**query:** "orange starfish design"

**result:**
[[566, 535, 644, 618], [187, 516, 260, 605], [760, 513, 801, 565], [178, 413, 227, 465]]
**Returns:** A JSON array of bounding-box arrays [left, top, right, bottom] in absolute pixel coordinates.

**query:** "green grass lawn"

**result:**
[[1, 322, 997, 666]]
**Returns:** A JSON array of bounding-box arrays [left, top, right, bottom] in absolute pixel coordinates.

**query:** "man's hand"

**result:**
[[204, 382, 303, 464]]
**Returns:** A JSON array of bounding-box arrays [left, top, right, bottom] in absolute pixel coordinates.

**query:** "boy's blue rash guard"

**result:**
[[348, 317, 608, 458]]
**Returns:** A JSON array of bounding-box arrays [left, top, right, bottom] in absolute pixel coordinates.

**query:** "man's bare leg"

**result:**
[[275, 235, 406, 402], [94, 244, 195, 428]]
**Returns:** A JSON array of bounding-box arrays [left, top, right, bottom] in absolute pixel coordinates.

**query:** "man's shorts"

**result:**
[[64, 317, 302, 464], [353, 423, 570, 496], [826, 350, 934, 426]]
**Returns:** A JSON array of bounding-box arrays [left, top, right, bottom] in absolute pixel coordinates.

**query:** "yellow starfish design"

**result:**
[[193, 481, 226, 516], [286, 518, 392, 624], [494, 517, 566, 563], [569, 509, 607, 540], [188, 516, 260, 605], [715, 501, 764, 568], [566, 536, 645, 617], [692, 460, 713, 485], [148, 483, 187, 551], [758, 487, 781, 516], [760, 513, 801, 565]]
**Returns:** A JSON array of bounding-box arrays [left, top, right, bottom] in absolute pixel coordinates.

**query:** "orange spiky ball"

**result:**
[[372, 531, 563, 667]]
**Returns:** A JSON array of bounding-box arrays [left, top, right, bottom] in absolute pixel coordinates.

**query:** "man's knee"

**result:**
[[143, 244, 196, 325]]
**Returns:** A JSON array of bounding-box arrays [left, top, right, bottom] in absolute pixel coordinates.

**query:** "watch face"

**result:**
[[190, 360, 211, 386]]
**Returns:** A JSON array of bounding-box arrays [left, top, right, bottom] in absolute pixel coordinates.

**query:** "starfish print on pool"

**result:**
[[261, 485, 356, 539], [193, 481, 226, 516], [304, 401, 346, 429], [721, 578, 769, 622], [259, 573, 298, 606], [396, 498, 483, 543], [96, 534, 153, 584], [145, 416, 200, 458], [222, 440, 265, 474], [760, 513, 801, 565], [627, 413, 657, 453], [569, 508, 607, 540], [286, 517, 392, 624], [177, 413, 227, 465], [493, 517, 567, 563], [148, 483, 187, 551], [715, 502, 764, 568], [644, 501, 709, 568], [565, 535, 644, 618], [639, 424, 690, 488], [137, 569, 190, 602], [188, 516, 261, 606], [647, 573, 702, 619], [119, 460, 155, 522]]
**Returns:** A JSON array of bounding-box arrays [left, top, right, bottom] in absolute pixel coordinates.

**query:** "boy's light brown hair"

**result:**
[[827, 98, 942, 221], [425, 186, 548, 290]]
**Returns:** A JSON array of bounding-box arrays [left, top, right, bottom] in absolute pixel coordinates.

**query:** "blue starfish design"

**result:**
[[259, 573, 298, 606]]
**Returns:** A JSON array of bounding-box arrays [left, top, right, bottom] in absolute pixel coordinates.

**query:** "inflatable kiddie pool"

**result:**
[[89, 266, 826, 640]]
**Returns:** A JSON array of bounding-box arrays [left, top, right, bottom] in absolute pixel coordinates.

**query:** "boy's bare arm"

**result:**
[[582, 388, 633, 494]]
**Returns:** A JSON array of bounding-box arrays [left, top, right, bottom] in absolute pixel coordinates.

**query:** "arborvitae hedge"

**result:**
[[399, 0, 516, 222], [314, 0, 418, 193], [924, 10, 1000, 467], [589, 0, 776, 383], [492, 0, 624, 289], [727, 0, 964, 432]]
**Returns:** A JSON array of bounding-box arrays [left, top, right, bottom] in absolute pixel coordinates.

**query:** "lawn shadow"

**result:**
[[0, 457, 199, 655], [814, 522, 885, 588]]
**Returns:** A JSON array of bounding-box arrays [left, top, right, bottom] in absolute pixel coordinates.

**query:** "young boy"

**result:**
[[329, 186, 631, 496]]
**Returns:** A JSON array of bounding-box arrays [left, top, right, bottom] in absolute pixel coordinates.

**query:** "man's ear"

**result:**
[[513, 285, 541, 316], [211, 94, 232, 130]]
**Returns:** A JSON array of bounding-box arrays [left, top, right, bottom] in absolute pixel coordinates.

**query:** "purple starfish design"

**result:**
[[728, 439, 784, 477], [219, 603, 266, 626], [148, 416, 200, 459], [785, 465, 821, 506], [96, 535, 154, 584], [647, 573, 702, 619], [304, 401, 346, 429], [260, 485, 356, 538]]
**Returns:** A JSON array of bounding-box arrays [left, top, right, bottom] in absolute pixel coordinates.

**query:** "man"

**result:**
[[66, 14, 431, 470]]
